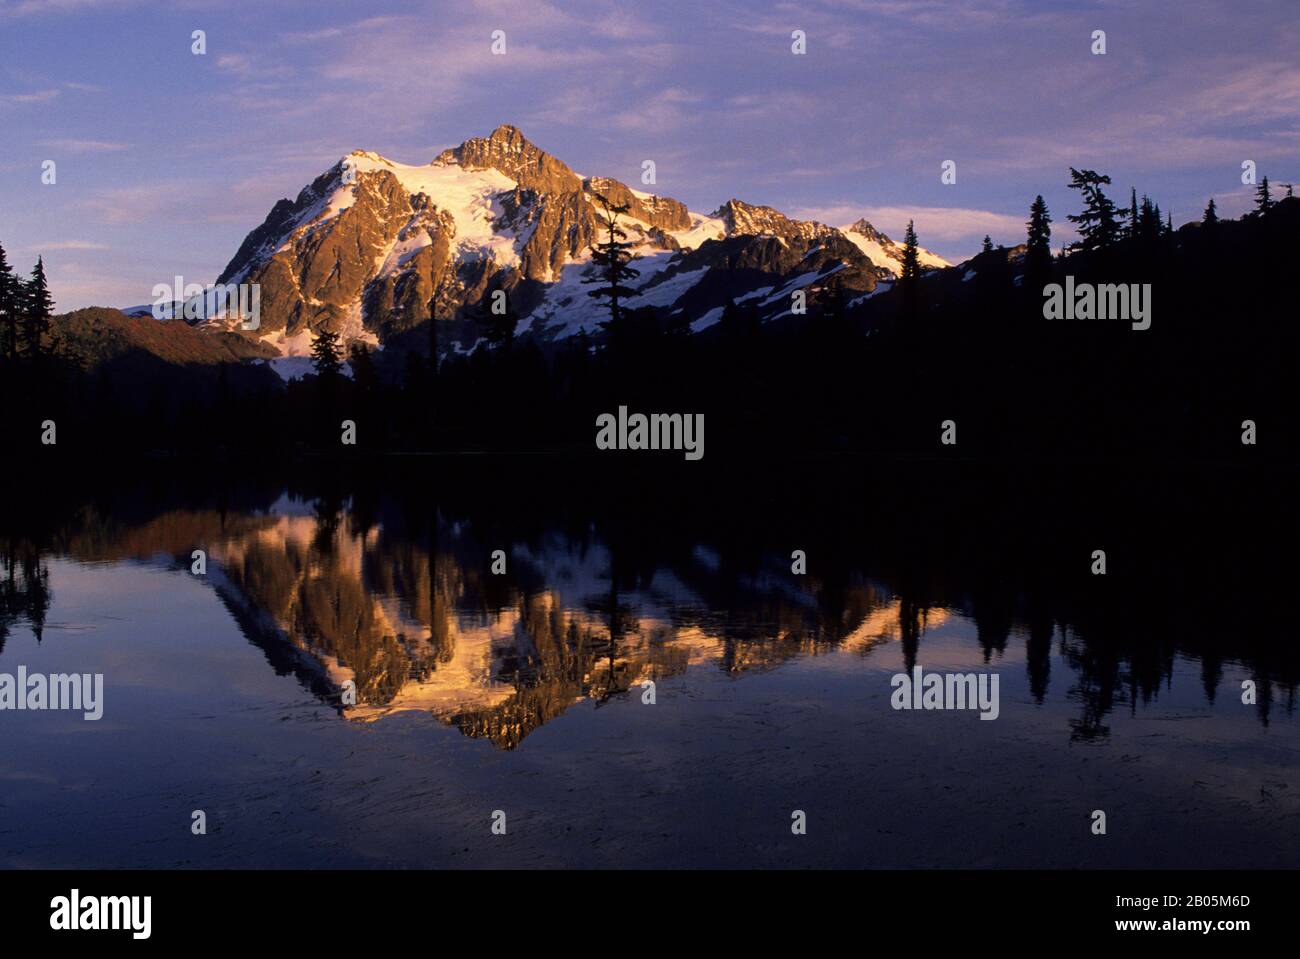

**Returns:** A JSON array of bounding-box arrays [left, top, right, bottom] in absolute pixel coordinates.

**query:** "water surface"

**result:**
[[1, 463, 1296, 867]]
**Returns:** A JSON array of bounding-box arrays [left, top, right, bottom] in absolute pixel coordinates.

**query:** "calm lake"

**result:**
[[1, 459, 1297, 867]]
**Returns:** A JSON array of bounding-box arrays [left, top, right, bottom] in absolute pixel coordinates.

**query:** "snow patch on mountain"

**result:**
[[690, 305, 726, 332], [334, 152, 521, 267], [521, 248, 712, 339], [841, 221, 949, 276]]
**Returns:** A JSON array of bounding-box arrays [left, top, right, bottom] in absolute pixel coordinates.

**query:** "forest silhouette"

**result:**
[[1, 177, 1297, 464]]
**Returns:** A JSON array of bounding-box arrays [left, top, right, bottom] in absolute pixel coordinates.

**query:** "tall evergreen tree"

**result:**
[[1025, 195, 1053, 284], [21, 256, 53, 359], [718, 297, 742, 336], [899, 220, 921, 317], [1066, 168, 1122, 253], [1136, 196, 1162, 245], [426, 297, 440, 377], [1128, 187, 1138, 239], [1255, 175, 1273, 215], [981, 235, 994, 254], [719, 296, 760, 346], [1202, 198, 1218, 226], [583, 193, 639, 336], [0, 242, 18, 362], [900, 220, 920, 281], [310, 326, 343, 378], [348, 342, 380, 393], [472, 282, 520, 349]]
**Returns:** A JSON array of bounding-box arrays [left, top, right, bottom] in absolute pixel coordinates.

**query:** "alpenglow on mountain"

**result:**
[[208, 124, 948, 357]]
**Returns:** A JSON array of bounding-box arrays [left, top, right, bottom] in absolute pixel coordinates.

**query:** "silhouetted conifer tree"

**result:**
[[900, 220, 920, 279], [471, 282, 519, 348], [1066, 168, 1122, 253], [1025, 195, 1053, 285], [0, 242, 18, 362], [1255, 175, 1273, 215], [348, 342, 380, 393], [981, 235, 994, 254], [1202, 198, 1218, 226], [1136, 196, 1162, 245], [664, 308, 691, 338], [583, 193, 639, 338], [899, 219, 921, 318], [310, 327, 343, 377], [21, 256, 53, 359], [718, 297, 742, 334]]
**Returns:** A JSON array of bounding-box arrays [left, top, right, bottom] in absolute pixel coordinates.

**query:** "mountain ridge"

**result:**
[[201, 124, 948, 360]]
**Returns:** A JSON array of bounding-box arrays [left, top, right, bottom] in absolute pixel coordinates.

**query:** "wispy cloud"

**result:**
[[84, 181, 211, 225], [26, 239, 111, 250], [36, 138, 128, 153], [612, 88, 703, 133], [215, 53, 292, 81], [0, 87, 59, 104], [794, 203, 1031, 241], [280, 15, 405, 45], [0, 0, 132, 17]]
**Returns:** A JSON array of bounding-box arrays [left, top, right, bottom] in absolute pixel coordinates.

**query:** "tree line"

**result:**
[[0, 243, 55, 364], [6, 167, 1298, 463]]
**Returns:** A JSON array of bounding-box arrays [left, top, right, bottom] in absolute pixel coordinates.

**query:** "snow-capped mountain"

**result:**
[[841, 218, 950, 277], [206, 124, 949, 358]]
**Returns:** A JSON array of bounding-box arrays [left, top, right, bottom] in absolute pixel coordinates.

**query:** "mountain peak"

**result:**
[[712, 198, 836, 241], [840, 217, 951, 275], [846, 218, 891, 244], [436, 124, 581, 193], [486, 122, 527, 142], [461, 122, 534, 158]]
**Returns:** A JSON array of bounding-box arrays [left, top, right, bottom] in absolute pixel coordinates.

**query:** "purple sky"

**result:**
[[1, 0, 1296, 310]]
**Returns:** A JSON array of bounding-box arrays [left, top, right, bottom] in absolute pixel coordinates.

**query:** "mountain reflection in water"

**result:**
[[3, 462, 1299, 868], [3, 462, 1297, 750]]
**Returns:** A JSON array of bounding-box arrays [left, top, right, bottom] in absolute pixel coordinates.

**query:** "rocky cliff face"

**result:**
[[211, 124, 949, 358], [712, 198, 838, 241], [436, 123, 582, 194]]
